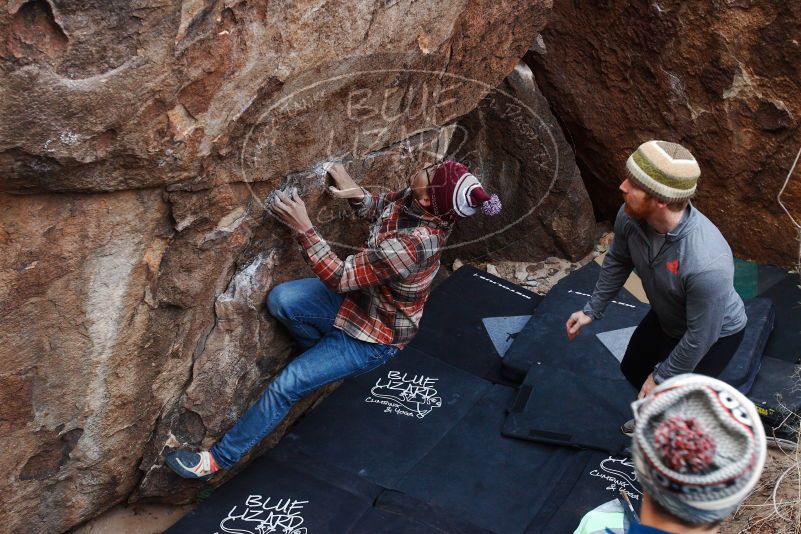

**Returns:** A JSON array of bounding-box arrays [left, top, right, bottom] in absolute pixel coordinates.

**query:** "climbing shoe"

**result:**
[[620, 418, 636, 437], [165, 449, 221, 480]]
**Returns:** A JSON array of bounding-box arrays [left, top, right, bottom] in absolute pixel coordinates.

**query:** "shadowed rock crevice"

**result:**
[[444, 62, 595, 263]]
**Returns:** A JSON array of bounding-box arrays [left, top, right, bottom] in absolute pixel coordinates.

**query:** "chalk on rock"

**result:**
[[453, 259, 464, 271], [486, 264, 500, 276]]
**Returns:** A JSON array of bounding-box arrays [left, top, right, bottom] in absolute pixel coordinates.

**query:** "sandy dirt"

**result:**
[[69, 503, 194, 533], [723, 445, 801, 534]]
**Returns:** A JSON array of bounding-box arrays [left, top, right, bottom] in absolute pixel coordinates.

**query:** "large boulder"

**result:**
[[443, 62, 596, 263], [528, 2, 801, 266], [0, 1, 552, 532]]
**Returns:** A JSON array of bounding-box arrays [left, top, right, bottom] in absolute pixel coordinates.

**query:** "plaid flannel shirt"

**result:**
[[296, 187, 452, 348]]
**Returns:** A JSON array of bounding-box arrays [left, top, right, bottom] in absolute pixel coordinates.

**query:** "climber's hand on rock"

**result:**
[[325, 162, 364, 201], [566, 310, 592, 341], [270, 188, 313, 234]]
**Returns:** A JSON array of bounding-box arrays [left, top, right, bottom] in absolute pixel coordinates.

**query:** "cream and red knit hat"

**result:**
[[631, 374, 766, 525], [428, 160, 502, 218], [626, 140, 700, 202]]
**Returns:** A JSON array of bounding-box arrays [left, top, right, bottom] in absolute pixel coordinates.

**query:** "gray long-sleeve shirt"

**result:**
[[584, 204, 747, 383]]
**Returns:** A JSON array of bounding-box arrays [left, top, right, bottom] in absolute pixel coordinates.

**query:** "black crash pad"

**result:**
[[270, 347, 491, 488], [166, 455, 491, 534], [349, 490, 492, 534], [503, 262, 649, 382], [716, 297, 774, 393], [501, 298, 776, 453], [748, 356, 801, 441], [410, 266, 542, 384], [393, 385, 578, 534], [527, 450, 643, 534], [164, 456, 380, 534], [503, 366, 636, 455], [756, 267, 801, 363]]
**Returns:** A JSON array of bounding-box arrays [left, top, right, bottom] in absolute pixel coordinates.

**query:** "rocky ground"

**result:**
[[456, 224, 614, 295], [725, 442, 801, 534]]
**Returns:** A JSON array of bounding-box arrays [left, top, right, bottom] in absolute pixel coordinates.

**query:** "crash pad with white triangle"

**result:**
[[482, 315, 532, 358], [596, 326, 637, 363]]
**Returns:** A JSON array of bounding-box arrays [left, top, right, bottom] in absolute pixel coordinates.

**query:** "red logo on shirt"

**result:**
[[666, 259, 680, 275]]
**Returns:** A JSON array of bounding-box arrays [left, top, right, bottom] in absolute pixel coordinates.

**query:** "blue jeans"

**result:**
[[210, 278, 399, 469]]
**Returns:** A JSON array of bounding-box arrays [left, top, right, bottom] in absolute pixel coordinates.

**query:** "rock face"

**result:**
[[0, 1, 554, 532], [443, 62, 596, 263], [528, 1, 801, 267]]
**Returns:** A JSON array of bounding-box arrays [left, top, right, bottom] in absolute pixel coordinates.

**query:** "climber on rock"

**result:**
[[165, 159, 501, 479], [564, 140, 747, 436]]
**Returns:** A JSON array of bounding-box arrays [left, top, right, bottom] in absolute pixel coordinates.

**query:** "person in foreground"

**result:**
[[165, 159, 501, 479], [565, 140, 747, 434], [575, 374, 767, 534]]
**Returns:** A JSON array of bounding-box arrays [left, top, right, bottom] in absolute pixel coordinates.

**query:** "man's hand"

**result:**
[[325, 162, 365, 201], [638, 373, 657, 400], [566, 310, 593, 341], [269, 188, 313, 234]]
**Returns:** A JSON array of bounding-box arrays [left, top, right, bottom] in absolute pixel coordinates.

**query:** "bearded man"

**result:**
[[565, 140, 747, 435]]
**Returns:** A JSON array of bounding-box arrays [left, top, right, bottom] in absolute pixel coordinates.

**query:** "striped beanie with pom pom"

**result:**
[[630, 374, 766, 525], [428, 160, 502, 219]]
